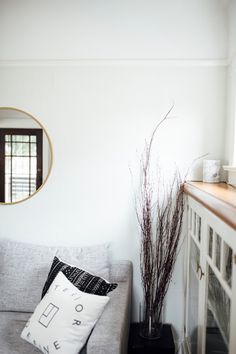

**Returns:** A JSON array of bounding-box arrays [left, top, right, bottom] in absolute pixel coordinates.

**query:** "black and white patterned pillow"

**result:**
[[42, 256, 117, 298]]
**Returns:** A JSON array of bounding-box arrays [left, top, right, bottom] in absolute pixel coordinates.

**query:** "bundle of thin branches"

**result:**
[[137, 106, 185, 324]]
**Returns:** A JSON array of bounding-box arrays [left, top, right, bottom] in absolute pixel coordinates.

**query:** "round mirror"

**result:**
[[0, 107, 53, 204]]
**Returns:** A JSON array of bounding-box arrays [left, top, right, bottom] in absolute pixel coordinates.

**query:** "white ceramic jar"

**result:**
[[203, 160, 221, 183]]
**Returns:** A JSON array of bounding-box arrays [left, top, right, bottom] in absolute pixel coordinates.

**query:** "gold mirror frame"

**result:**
[[0, 107, 53, 205]]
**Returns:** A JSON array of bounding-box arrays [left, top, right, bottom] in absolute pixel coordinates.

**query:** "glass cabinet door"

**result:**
[[205, 267, 230, 354], [205, 228, 233, 354], [187, 197, 236, 354], [187, 207, 202, 354], [188, 238, 200, 354]]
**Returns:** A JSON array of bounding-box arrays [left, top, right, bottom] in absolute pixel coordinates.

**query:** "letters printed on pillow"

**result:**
[[21, 272, 109, 354]]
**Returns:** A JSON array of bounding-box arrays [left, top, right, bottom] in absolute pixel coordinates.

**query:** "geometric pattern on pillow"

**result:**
[[42, 256, 117, 298], [21, 272, 110, 354]]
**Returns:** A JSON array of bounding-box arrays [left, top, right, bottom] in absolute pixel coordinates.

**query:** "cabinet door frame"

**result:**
[[186, 197, 206, 354], [203, 205, 236, 354], [186, 196, 236, 354]]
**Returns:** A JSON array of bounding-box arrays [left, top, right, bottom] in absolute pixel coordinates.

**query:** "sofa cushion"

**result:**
[[0, 239, 110, 312], [109, 261, 133, 283], [21, 272, 109, 354], [42, 256, 117, 298], [0, 312, 41, 354]]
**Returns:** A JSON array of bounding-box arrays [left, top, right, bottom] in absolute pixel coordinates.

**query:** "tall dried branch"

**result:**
[[136, 106, 185, 326]]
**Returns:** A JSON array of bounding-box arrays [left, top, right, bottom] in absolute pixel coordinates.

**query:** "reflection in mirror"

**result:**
[[0, 107, 52, 204]]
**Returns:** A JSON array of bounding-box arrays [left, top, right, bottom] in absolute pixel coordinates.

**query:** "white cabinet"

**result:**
[[186, 195, 236, 354]]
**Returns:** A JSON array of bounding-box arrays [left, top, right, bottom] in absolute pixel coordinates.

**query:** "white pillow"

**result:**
[[21, 271, 110, 354]]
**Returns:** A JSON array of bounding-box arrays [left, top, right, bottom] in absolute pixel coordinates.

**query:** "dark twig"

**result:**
[[136, 107, 185, 336]]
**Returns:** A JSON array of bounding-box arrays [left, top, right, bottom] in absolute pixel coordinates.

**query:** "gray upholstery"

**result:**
[[86, 280, 132, 354], [0, 240, 132, 354], [0, 312, 41, 354], [0, 239, 110, 312]]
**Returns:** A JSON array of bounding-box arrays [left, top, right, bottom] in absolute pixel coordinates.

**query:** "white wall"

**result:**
[[0, 0, 228, 60], [225, 0, 236, 164], [228, 0, 236, 60], [0, 0, 228, 344]]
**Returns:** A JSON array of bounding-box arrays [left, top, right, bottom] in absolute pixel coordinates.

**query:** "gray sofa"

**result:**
[[0, 239, 132, 354]]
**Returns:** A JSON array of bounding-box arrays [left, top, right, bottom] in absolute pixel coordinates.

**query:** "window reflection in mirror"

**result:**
[[0, 107, 52, 204]]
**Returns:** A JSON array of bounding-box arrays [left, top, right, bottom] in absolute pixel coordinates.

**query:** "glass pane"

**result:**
[[30, 178, 37, 194], [5, 174, 11, 203], [5, 142, 11, 155], [191, 239, 200, 273], [30, 143, 37, 156], [12, 135, 29, 142], [12, 190, 29, 203], [205, 266, 230, 354], [12, 156, 30, 176], [30, 157, 37, 176], [208, 227, 213, 258], [5, 135, 11, 142], [11, 181, 29, 193], [5, 157, 11, 174], [197, 216, 201, 242], [194, 212, 197, 236], [12, 142, 29, 156], [224, 243, 232, 288], [30, 135, 37, 143], [187, 238, 200, 354], [11, 178, 30, 201], [11, 156, 30, 202], [5, 157, 11, 203], [215, 234, 221, 271], [189, 208, 192, 231]]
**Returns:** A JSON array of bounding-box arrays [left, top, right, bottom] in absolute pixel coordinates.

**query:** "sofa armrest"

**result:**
[[86, 274, 132, 354]]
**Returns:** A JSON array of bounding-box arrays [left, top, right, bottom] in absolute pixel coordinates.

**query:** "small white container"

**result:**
[[203, 160, 221, 183]]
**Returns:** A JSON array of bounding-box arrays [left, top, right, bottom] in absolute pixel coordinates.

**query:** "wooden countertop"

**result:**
[[184, 182, 236, 231]]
